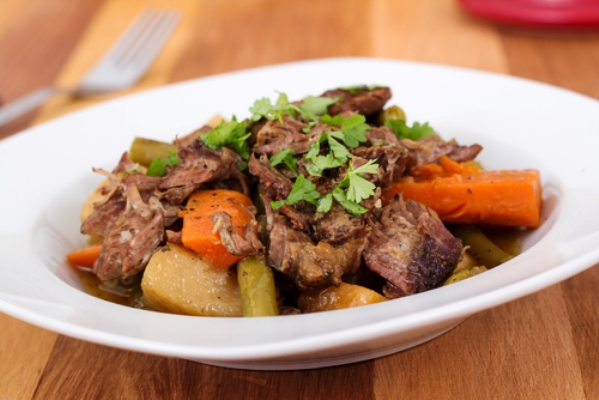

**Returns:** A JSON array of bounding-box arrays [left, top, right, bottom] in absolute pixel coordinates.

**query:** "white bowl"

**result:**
[[1, 57, 599, 370]]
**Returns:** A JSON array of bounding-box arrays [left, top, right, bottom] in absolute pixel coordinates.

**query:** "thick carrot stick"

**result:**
[[66, 244, 103, 268], [383, 158, 542, 228], [179, 189, 254, 270]]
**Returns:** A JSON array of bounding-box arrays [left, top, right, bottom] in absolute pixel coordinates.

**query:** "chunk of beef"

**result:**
[[363, 196, 462, 297], [351, 147, 410, 188], [248, 154, 293, 200], [159, 140, 248, 204], [252, 115, 309, 156], [81, 196, 126, 238], [263, 196, 365, 290], [366, 125, 402, 148], [400, 134, 482, 168], [322, 86, 392, 117], [311, 204, 368, 244], [210, 212, 263, 257], [93, 183, 164, 281], [81, 153, 163, 237], [175, 125, 212, 149]]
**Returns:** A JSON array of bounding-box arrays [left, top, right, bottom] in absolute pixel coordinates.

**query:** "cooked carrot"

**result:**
[[383, 157, 542, 228], [66, 244, 103, 268], [179, 189, 254, 270]]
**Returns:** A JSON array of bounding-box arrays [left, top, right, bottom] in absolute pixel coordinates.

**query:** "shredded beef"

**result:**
[[351, 147, 410, 188], [311, 204, 368, 244], [93, 183, 165, 281], [253, 115, 309, 156], [176, 125, 212, 149], [400, 134, 482, 168], [363, 196, 462, 298], [248, 154, 293, 200], [322, 86, 392, 116], [159, 140, 248, 204], [81, 153, 163, 237], [366, 125, 402, 148], [263, 196, 365, 290], [210, 211, 263, 257], [81, 197, 126, 238]]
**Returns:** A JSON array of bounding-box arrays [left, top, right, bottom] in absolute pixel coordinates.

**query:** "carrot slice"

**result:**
[[179, 189, 254, 270], [66, 244, 103, 268], [383, 159, 542, 228]]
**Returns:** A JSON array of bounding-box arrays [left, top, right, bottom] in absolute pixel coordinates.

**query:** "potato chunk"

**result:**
[[298, 282, 387, 313], [141, 244, 243, 317]]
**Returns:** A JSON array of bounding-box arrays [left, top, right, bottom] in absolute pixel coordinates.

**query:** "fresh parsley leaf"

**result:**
[[298, 96, 339, 120], [321, 114, 343, 126], [249, 98, 273, 122], [201, 118, 247, 150], [270, 148, 298, 174], [340, 114, 369, 148], [302, 120, 318, 133], [200, 118, 250, 169], [304, 132, 350, 176], [385, 119, 435, 141], [326, 135, 351, 164], [305, 133, 328, 161], [321, 114, 369, 148], [338, 159, 379, 203], [271, 174, 320, 210], [231, 132, 251, 161], [332, 188, 368, 216], [249, 92, 298, 125], [305, 154, 344, 177], [146, 151, 181, 177], [316, 192, 333, 213]]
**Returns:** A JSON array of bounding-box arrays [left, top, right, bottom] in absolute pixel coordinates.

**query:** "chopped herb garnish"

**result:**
[[326, 134, 351, 163], [199, 118, 251, 170], [321, 114, 343, 126], [298, 95, 339, 121], [146, 151, 181, 177], [270, 148, 298, 174], [305, 153, 344, 177], [302, 120, 318, 133], [332, 188, 369, 216], [316, 192, 333, 213], [251, 92, 340, 125], [338, 159, 379, 203], [385, 119, 435, 141], [321, 114, 369, 148], [249, 93, 297, 125], [304, 132, 350, 176], [271, 174, 320, 210], [339, 114, 369, 148]]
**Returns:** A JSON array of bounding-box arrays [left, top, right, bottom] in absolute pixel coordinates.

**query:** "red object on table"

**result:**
[[458, 0, 599, 28]]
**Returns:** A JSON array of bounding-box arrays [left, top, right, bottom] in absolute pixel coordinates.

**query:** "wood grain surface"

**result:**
[[1, 0, 599, 399]]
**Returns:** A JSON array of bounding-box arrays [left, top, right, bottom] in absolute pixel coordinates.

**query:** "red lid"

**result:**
[[458, 0, 599, 28]]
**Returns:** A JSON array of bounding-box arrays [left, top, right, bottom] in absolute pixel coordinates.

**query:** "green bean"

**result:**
[[129, 137, 177, 167], [377, 105, 406, 125], [237, 256, 279, 317], [452, 225, 513, 268]]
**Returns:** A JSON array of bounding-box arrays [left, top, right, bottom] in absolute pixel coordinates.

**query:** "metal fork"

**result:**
[[0, 8, 181, 127]]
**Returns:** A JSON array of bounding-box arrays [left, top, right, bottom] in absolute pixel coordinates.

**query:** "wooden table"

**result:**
[[2, 0, 599, 398]]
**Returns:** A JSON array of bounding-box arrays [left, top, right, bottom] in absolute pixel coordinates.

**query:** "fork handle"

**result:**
[[0, 87, 65, 127]]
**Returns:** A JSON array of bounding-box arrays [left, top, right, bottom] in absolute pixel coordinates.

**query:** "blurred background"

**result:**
[[1, 0, 598, 140]]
